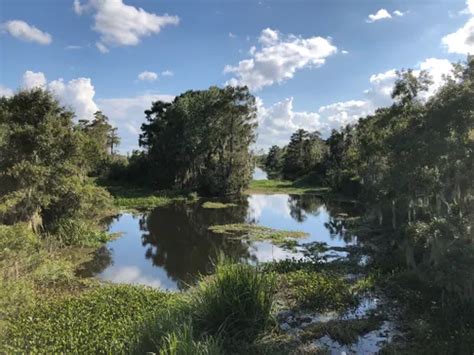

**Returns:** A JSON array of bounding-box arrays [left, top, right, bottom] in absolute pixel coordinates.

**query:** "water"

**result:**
[[81, 194, 357, 290], [252, 166, 268, 180]]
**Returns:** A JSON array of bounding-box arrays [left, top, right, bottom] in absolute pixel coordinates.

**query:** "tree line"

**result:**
[[264, 56, 474, 317]]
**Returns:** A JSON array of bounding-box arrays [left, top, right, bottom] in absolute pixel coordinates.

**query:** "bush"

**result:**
[[31, 259, 75, 286], [189, 262, 276, 345]]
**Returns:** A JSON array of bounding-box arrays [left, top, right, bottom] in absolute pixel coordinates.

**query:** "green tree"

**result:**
[[0, 89, 111, 232], [139, 86, 257, 195]]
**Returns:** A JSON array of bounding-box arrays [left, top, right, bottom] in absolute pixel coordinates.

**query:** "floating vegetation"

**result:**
[[208, 223, 308, 246], [201, 201, 238, 209]]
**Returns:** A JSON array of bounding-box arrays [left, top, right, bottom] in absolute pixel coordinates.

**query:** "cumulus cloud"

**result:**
[[138, 71, 158, 82], [256, 58, 454, 150], [20, 71, 98, 121], [224, 28, 337, 91], [442, 0, 474, 54], [366, 9, 392, 22], [49, 78, 99, 121], [1, 20, 52, 45], [74, 0, 179, 52], [22, 70, 47, 90], [366, 9, 404, 23]]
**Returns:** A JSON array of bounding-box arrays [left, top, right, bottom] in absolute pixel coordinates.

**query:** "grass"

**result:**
[[278, 269, 356, 312], [301, 316, 384, 345], [202, 201, 238, 209], [102, 183, 192, 211], [208, 223, 308, 246], [189, 261, 276, 346]]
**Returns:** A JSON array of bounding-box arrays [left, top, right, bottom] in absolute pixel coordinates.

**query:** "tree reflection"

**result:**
[[140, 199, 256, 287]]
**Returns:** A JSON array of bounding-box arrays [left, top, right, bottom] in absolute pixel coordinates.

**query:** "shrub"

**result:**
[[31, 259, 75, 286], [189, 261, 276, 345]]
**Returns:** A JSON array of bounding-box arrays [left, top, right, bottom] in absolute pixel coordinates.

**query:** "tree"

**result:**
[[139, 86, 257, 195], [0, 89, 111, 232]]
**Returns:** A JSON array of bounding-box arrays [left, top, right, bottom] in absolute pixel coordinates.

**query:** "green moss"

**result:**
[[202, 201, 238, 209], [208, 223, 308, 246], [301, 317, 383, 345]]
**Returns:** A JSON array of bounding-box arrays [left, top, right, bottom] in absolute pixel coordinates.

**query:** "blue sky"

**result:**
[[1, 0, 473, 152]]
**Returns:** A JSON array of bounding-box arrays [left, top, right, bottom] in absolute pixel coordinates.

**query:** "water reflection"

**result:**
[[83, 194, 358, 290]]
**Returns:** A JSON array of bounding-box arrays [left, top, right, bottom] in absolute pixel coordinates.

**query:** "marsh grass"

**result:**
[[103, 183, 189, 211], [208, 223, 308, 246], [279, 269, 355, 312], [189, 261, 276, 345]]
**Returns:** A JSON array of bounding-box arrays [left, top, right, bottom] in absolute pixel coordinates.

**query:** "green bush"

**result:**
[[189, 262, 276, 345], [3, 284, 173, 354], [31, 259, 75, 286]]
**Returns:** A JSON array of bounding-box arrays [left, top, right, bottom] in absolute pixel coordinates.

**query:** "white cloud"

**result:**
[[442, 0, 474, 54], [367, 9, 392, 23], [0, 85, 13, 97], [161, 70, 174, 77], [393, 10, 404, 17], [228, 32, 237, 38], [74, 0, 179, 49], [98, 93, 174, 152], [1, 20, 52, 45], [49, 77, 99, 121], [442, 17, 474, 54], [96, 41, 109, 53], [224, 28, 337, 91], [138, 71, 158, 82], [256, 58, 454, 149], [341, 50, 349, 54], [22, 70, 47, 89], [21, 71, 98, 121]]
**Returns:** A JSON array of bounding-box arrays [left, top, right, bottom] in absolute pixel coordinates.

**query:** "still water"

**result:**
[[81, 194, 357, 290]]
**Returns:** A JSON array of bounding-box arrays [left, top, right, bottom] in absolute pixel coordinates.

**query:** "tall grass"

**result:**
[[189, 261, 276, 345]]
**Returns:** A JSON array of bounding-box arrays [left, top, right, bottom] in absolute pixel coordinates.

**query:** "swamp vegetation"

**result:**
[[0, 57, 473, 353]]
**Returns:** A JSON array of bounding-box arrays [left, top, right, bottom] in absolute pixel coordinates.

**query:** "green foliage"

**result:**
[[52, 218, 111, 247], [246, 179, 329, 194], [158, 323, 223, 355], [3, 284, 173, 354], [0, 89, 113, 234], [189, 261, 276, 345], [139, 86, 257, 195], [31, 258, 75, 285], [280, 270, 355, 311]]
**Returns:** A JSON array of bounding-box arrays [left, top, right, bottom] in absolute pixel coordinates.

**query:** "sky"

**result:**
[[1, 0, 473, 153]]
